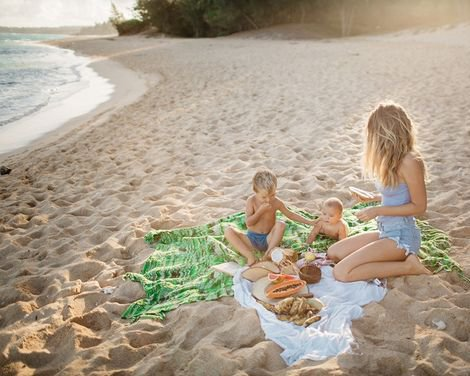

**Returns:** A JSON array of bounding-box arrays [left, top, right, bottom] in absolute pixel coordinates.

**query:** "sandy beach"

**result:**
[[1, 23, 469, 375]]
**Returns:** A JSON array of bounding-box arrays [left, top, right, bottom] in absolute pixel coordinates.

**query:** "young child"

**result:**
[[327, 102, 431, 282], [224, 168, 315, 266], [306, 197, 348, 244]]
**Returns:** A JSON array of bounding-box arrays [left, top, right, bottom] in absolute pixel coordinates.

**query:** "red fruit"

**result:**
[[267, 273, 296, 284]]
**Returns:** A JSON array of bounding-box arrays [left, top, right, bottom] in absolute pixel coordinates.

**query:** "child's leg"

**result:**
[[265, 221, 286, 259], [333, 238, 430, 282], [327, 232, 379, 262], [224, 226, 256, 265]]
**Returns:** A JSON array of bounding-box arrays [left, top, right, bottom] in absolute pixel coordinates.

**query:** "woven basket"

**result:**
[[299, 265, 322, 284]]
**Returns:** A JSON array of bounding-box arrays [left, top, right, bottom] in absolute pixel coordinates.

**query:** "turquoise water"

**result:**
[[0, 33, 80, 126], [0, 33, 114, 154]]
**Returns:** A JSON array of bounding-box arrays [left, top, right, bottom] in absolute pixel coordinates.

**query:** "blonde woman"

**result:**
[[328, 102, 431, 282]]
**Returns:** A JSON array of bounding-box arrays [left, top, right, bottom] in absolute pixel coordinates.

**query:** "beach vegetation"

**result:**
[[112, 0, 470, 38], [110, 2, 126, 26], [132, 0, 305, 37], [113, 19, 148, 35], [110, 2, 148, 35]]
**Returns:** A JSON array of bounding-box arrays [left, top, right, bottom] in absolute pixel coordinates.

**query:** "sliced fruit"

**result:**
[[265, 279, 307, 299], [304, 252, 316, 262], [267, 273, 297, 284]]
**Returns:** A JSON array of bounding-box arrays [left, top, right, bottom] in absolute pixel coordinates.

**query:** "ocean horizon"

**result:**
[[0, 33, 114, 155]]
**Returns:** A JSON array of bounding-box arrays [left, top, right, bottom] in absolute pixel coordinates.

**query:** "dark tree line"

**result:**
[[111, 0, 470, 37], [132, 0, 308, 37]]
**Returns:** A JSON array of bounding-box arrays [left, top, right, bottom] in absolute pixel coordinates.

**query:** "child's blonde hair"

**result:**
[[252, 168, 277, 193], [364, 102, 423, 187], [324, 197, 343, 215]]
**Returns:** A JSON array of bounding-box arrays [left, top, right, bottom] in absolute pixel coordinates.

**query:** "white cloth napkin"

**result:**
[[233, 266, 387, 365]]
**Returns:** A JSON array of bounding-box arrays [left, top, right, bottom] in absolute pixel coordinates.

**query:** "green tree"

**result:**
[[109, 2, 125, 28]]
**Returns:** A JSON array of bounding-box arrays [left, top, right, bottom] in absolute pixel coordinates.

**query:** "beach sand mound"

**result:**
[[1, 23, 469, 375]]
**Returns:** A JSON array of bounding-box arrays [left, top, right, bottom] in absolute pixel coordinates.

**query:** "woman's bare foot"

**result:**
[[406, 255, 432, 275]]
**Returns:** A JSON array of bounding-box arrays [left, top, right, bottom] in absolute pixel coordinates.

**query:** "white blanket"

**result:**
[[233, 266, 387, 365]]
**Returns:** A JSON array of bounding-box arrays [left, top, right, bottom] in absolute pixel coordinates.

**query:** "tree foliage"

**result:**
[[109, 3, 126, 27], [112, 0, 470, 37], [133, 0, 308, 37], [110, 2, 148, 35]]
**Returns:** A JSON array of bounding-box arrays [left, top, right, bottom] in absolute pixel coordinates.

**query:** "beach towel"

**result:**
[[122, 204, 462, 323]]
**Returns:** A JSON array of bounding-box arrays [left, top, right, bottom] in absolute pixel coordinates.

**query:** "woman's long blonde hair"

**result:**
[[364, 102, 423, 187]]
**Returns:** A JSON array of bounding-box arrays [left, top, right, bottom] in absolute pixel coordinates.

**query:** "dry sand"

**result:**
[[1, 24, 470, 375]]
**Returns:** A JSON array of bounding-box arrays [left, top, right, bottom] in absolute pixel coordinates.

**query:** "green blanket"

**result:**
[[122, 205, 465, 322]]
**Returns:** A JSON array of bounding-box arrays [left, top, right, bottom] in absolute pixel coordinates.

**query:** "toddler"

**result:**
[[307, 197, 348, 244]]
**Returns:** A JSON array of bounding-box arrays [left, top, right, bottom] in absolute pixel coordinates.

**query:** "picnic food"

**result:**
[[304, 251, 316, 262], [271, 247, 299, 264], [299, 265, 322, 284], [259, 296, 322, 327], [265, 279, 306, 299], [241, 261, 280, 282], [267, 273, 297, 284], [270, 247, 285, 263], [349, 186, 375, 199]]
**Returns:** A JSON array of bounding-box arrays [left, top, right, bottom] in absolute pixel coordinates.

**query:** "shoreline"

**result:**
[[0, 36, 149, 164]]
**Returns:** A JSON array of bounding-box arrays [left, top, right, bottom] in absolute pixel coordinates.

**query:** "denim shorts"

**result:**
[[377, 217, 421, 256], [247, 230, 269, 252]]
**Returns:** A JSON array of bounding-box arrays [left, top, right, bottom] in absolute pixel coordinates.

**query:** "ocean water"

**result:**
[[0, 33, 114, 155]]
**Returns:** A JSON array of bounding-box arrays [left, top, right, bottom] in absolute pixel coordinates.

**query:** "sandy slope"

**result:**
[[0, 24, 469, 375]]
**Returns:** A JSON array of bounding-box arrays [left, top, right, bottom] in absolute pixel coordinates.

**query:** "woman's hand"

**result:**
[[355, 207, 380, 222]]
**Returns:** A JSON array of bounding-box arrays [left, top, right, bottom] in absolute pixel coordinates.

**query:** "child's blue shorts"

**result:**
[[247, 230, 269, 252]]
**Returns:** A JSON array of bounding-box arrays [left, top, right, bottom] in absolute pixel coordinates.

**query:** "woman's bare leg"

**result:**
[[327, 232, 380, 262], [404, 255, 432, 276], [224, 226, 256, 265], [333, 238, 431, 282]]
